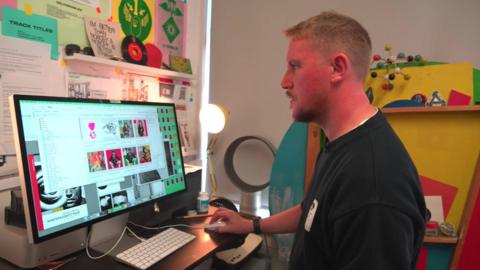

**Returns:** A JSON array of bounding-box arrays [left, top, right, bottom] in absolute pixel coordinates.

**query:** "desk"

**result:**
[[0, 210, 243, 270], [46, 216, 242, 270], [0, 217, 243, 270]]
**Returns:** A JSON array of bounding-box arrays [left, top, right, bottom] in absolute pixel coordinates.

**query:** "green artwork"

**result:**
[[119, 0, 152, 41], [159, 0, 183, 43]]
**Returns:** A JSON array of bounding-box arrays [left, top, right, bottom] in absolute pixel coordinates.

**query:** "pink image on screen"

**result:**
[[135, 119, 148, 137], [88, 122, 96, 139], [106, 149, 123, 169]]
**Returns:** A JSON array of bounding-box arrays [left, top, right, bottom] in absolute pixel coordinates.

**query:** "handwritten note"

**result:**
[[84, 17, 121, 59]]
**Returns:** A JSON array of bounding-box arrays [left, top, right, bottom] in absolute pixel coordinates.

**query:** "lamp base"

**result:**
[[239, 191, 261, 216]]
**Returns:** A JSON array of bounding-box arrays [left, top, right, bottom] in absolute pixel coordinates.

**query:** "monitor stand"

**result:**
[[88, 213, 139, 256]]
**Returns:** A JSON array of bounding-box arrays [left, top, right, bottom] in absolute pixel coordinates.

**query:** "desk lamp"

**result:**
[[200, 104, 229, 198]]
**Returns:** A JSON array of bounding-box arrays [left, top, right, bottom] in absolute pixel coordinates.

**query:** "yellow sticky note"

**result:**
[[59, 59, 67, 68], [24, 2, 33, 16]]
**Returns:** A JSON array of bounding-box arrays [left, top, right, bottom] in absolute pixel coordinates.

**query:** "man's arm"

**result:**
[[211, 204, 302, 234]]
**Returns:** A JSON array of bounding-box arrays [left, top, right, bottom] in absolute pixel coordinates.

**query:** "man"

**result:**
[[210, 11, 426, 269]]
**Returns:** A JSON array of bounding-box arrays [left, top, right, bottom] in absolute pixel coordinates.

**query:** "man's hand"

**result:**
[[209, 207, 253, 234]]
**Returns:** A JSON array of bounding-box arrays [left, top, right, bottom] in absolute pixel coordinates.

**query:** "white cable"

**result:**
[[85, 226, 129, 260], [128, 221, 205, 230], [126, 226, 146, 242]]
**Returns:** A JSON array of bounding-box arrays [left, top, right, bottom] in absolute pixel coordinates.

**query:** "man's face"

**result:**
[[65, 187, 81, 208], [280, 38, 332, 122]]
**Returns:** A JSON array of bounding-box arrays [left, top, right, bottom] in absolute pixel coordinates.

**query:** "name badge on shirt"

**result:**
[[304, 199, 318, 232]]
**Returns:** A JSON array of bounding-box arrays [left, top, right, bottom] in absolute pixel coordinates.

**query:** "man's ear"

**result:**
[[330, 53, 349, 83]]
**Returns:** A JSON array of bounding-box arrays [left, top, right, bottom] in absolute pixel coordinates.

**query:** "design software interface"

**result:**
[[16, 98, 186, 240]]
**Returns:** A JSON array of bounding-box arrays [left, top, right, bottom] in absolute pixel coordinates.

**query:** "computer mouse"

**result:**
[[209, 197, 238, 212], [204, 221, 226, 230]]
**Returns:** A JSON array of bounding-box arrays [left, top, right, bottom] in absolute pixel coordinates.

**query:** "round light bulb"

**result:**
[[200, 104, 227, 134]]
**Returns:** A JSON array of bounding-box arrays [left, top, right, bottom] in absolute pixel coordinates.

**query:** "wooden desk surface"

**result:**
[[55, 216, 243, 270]]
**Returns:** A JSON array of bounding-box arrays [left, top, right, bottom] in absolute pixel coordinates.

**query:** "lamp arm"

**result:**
[[207, 150, 218, 198], [207, 134, 220, 198], [207, 134, 218, 151]]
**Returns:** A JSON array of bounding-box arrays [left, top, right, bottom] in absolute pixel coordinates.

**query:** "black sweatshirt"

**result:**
[[289, 111, 426, 270]]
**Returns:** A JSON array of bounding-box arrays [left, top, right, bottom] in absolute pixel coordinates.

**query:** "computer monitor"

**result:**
[[9, 94, 187, 244]]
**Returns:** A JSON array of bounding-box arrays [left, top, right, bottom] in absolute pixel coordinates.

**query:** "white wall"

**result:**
[[184, 0, 208, 161], [209, 0, 480, 202]]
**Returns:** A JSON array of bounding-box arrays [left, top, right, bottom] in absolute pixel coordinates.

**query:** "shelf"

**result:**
[[381, 105, 480, 114], [63, 53, 195, 81], [424, 235, 458, 244]]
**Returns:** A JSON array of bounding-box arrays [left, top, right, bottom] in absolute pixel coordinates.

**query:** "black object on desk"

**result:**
[[4, 188, 26, 228]]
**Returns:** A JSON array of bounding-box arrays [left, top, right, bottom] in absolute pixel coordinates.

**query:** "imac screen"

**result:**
[[10, 95, 186, 243]]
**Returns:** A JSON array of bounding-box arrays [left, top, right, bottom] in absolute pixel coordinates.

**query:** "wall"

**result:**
[[0, 0, 208, 190], [209, 0, 480, 202]]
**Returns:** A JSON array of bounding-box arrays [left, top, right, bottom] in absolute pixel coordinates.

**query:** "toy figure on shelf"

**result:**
[[426, 90, 446, 107], [368, 45, 426, 92]]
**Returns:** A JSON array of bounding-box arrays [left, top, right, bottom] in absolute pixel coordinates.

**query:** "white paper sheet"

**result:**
[[71, 0, 101, 9], [425, 195, 444, 223], [0, 35, 60, 155]]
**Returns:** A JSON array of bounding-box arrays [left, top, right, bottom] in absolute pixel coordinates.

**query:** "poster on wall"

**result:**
[[158, 79, 195, 155], [2, 6, 59, 59], [68, 72, 123, 100], [17, 0, 111, 47], [112, 0, 155, 44], [121, 74, 158, 102], [155, 0, 185, 58]]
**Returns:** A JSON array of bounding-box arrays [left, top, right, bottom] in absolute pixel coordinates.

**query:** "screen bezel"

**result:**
[[10, 94, 188, 243]]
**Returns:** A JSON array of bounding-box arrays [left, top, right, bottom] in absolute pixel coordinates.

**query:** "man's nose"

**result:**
[[281, 72, 292, 89]]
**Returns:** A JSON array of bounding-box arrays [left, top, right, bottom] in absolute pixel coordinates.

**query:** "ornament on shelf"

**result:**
[[426, 90, 446, 107], [411, 93, 427, 105], [368, 44, 426, 92]]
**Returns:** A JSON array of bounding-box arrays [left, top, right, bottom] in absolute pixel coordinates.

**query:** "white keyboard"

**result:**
[[115, 227, 196, 270]]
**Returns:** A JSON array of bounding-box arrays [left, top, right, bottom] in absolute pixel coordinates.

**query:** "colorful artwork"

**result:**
[[106, 148, 123, 169], [119, 120, 134, 138], [366, 63, 474, 108], [122, 147, 138, 166], [87, 151, 106, 172], [112, 0, 155, 44], [155, 0, 185, 57], [138, 145, 151, 163], [134, 119, 148, 137]]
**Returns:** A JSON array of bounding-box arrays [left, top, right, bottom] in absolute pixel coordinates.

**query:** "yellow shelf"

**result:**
[[424, 235, 458, 244], [381, 105, 480, 114]]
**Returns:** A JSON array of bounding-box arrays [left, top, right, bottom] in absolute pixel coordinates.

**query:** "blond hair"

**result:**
[[285, 11, 372, 81]]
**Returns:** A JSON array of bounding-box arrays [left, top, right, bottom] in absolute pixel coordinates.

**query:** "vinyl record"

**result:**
[[145, 43, 163, 68], [121, 36, 148, 65]]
